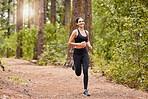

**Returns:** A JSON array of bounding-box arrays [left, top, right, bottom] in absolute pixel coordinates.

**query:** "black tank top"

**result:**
[[74, 29, 88, 43]]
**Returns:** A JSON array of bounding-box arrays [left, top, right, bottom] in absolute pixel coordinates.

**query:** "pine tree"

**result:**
[[50, 0, 56, 25], [16, 0, 24, 59], [37, 0, 45, 60]]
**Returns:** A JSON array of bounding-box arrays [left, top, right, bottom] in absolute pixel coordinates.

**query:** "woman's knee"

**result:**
[[75, 71, 81, 76]]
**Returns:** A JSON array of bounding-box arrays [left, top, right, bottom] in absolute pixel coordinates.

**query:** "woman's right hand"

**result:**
[[80, 41, 86, 48]]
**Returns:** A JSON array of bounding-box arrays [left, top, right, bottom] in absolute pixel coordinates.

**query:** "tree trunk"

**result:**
[[31, 0, 34, 25], [7, 0, 11, 36], [65, 0, 93, 67], [28, 0, 31, 28], [7, 0, 11, 58], [34, 0, 39, 26], [63, 0, 71, 26], [37, 0, 44, 60], [13, 0, 16, 32], [44, 0, 47, 24], [84, 0, 93, 68], [33, 0, 40, 60], [84, 0, 93, 52], [50, 0, 56, 25], [16, 0, 24, 59], [65, 0, 85, 67], [33, 0, 46, 60]]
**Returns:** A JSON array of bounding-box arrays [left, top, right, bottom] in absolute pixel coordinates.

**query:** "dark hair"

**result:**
[[76, 17, 83, 23]]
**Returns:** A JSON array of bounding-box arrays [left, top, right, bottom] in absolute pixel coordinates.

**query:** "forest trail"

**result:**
[[0, 58, 148, 99]]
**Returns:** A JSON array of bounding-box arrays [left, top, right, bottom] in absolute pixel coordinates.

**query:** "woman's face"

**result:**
[[77, 18, 85, 27]]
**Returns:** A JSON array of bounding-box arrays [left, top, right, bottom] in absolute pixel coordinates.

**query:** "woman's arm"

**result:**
[[86, 31, 93, 50], [68, 30, 86, 48]]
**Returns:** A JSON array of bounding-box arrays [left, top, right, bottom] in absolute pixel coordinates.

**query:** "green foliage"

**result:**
[[11, 77, 27, 83], [0, 0, 14, 36], [0, 29, 17, 57], [0, 59, 11, 66], [0, 23, 68, 64], [0, 0, 15, 57], [92, 0, 148, 91], [56, 0, 65, 23], [20, 27, 38, 59], [39, 23, 68, 65]]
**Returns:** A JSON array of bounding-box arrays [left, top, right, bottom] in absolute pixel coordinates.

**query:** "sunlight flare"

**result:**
[[23, 4, 34, 18]]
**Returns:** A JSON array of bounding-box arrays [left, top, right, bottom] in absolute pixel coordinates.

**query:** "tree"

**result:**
[[44, 0, 47, 24], [7, 0, 11, 36], [0, 0, 12, 30], [84, 0, 93, 53], [37, 0, 45, 60], [6, 0, 12, 58], [33, 0, 47, 60], [65, 0, 93, 67], [16, 0, 24, 59], [0, 0, 15, 57], [13, 0, 16, 31], [50, 0, 56, 25], [63, 0, 71, 26], [33, 0, 39, 59], [34, 0, 39, 26], [28, 0, 31, 28]]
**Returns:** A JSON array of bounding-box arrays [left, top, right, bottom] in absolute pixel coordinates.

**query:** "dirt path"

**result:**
[[0, 58, 148, 99]]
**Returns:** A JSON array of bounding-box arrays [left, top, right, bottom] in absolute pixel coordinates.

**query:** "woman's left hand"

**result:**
[[88, 45, 93, 50]]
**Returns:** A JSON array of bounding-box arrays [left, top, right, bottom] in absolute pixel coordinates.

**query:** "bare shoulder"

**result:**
[[72, 29, 78, 37], [73, 29, 78, 34], [85, 30, 89, 35]]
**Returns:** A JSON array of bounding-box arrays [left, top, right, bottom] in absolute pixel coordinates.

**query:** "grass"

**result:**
[[0, 59, 11, 66], [10, 77, 27, 83]]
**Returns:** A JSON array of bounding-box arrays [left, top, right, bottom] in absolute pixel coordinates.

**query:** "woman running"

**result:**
[[68, 17, 92, 96]]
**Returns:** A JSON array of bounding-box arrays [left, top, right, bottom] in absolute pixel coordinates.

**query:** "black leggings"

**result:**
[[73, 47, 89, 90]]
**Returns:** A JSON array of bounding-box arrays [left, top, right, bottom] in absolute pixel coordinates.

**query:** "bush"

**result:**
[[92, 0, 148, 91], [39, 23, 68, 65], [20, 27, 38, 59], [0, 29, 17, 57]]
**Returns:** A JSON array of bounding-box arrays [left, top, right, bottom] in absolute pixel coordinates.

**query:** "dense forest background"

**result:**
[[0, 0, 147, 91]]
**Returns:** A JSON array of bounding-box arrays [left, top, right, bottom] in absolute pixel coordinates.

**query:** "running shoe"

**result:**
[[83, 90, 90, 96], [72, 63, 75, 70]]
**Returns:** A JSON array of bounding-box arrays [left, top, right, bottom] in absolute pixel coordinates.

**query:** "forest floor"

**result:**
[[0, 58, 148, 99]]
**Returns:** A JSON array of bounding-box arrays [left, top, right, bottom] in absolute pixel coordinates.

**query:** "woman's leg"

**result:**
[[82, 53, 89, 90], [73, 54, 82, 76]]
